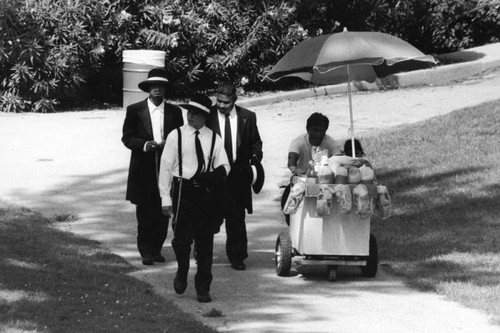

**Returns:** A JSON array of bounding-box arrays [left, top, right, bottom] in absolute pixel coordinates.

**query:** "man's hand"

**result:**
[[145, 141, 161, 152], [162, 206, 173, 217]]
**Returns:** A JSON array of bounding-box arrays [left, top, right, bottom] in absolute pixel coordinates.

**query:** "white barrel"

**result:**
[[122, 50, 166, 107]]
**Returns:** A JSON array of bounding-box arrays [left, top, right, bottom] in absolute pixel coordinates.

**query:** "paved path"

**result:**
[[1, 73, 500, 332]]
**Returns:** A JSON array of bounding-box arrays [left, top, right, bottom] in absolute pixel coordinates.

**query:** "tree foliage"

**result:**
[[1, 0, 499, 112], [123, 0, 306, 94], [0, 0, 113, 112]]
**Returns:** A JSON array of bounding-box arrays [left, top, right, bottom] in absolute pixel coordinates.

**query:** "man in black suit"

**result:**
[[122, 68, 183, 265], [206, 82, 263, 271]]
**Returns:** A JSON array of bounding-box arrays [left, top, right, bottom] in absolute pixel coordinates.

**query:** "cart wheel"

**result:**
[[275, 231, 292, 277], [328, 265, 338, 282], [361, 234, 378, 277]]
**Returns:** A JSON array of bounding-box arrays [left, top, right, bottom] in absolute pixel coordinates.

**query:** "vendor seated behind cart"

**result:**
[[329, 138, 376, 184], [287, 112, 341, 175], [341, 138, 372, 168]]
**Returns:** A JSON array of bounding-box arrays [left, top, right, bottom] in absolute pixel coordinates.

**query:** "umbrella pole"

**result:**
[[347, 65, 355, 157]]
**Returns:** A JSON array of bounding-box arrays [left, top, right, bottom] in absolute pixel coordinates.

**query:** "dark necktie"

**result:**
[[195, 130, 205, 175], [224, 114, 233, 164]]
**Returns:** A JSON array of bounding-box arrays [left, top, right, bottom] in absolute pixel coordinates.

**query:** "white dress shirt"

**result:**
[[217, 106, 237, 163], [158, 124, 230, 206], [147, 99, 164, 148]]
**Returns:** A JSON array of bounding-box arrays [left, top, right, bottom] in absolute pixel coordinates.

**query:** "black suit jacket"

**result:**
[[206, 105, 263, 213], [122, 99, 183, 205]]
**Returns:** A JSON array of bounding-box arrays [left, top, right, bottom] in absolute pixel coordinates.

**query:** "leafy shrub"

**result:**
[[293, 0, 500, 54], [427, 0, 500, 52], [0, 0, 112, 112], [125, 0, 307, 95]]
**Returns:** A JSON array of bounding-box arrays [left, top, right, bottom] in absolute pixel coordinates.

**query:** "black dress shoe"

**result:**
[[197, 292, 212, 303], [142, 255, 154, 266], [173, 277, 187, 294], [153, 254, 166, 263], [230, 261, 246, 271]]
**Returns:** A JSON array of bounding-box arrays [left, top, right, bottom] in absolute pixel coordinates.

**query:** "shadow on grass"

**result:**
[[365, 101, 500, 307], [374, 165, 500, 258], [0, 206, 215, 333]]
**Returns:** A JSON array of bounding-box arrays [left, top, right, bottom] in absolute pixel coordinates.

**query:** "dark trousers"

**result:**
[[224, 204, 247, 263], [223, 170, 248, 263], [172, 178, 214, 294], [136, 191, 169, 257]]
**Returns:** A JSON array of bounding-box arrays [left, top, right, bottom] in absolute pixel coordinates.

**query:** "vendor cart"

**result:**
[[275, 180, 379, 281]]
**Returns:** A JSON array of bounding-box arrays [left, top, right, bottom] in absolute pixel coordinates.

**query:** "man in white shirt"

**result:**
[[159, 94, 230, 303], [288, 112, 340, 175]]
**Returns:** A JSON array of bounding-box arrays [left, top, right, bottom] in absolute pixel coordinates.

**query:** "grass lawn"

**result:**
[[365, 98, 500, 325], [0, 204, 217, 333]]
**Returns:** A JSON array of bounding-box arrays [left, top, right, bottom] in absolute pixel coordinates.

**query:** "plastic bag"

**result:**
[[283, 181, 306, 215]]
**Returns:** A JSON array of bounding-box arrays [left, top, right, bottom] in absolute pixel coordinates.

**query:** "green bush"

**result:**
[[427, 0, 500, 52], [123, 0, 306, 94], [0, 0, 307, 111], [0, 0, 112, 112], [293, 0, 500, 54]]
